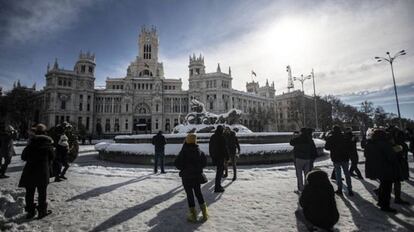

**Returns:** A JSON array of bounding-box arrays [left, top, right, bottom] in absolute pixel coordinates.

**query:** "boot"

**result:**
[[187, 207, 197, 223], [200, 203, 209, 221], [25, 204, 36, 219], [37, 204, 52, 219]]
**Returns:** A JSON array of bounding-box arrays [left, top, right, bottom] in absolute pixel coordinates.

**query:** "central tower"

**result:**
[[138, 26, 159, 61]]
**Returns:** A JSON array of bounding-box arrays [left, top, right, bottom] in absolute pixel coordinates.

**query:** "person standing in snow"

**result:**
[[174, 133, 209, 222], [18, 124, 55, 219], [345, 128, 363, 179], [152, 130, 166, 174], [290, 128, 317, 193], [209, 125, 229, 192], [325, 125, 353, 196], [389, 128, 410, 205], [0, 123, 16, 178], [223, 128, 240, 181], [299, 169, 339, 231]]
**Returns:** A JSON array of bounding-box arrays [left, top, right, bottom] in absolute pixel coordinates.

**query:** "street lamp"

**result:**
[[293, 74, 311, 93], [310, 69, 319, 131], [375, 50, 406, 128], [294, 74, 311, 127]]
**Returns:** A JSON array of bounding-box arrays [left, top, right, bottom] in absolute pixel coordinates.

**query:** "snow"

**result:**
[[96, 139, 326, 156], [1, 146, 414, 231], [172, 124, 252, 134]]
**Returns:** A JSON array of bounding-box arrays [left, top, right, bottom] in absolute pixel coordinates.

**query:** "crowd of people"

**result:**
[[1, 121, 413, 229], [290, 124, 413, 231]]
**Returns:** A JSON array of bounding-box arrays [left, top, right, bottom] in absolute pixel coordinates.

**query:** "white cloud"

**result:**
[[1, 0, 93, 45], [161, 0, 414, 95]]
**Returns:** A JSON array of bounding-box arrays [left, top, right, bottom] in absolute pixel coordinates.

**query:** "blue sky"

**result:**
[[1, 0, 413, 118]]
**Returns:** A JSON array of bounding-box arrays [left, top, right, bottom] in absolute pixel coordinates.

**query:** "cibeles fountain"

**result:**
[[95, 100, 325, 165]]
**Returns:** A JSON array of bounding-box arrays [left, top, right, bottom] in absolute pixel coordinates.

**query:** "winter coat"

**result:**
[[174, 143, 207, 183], [209, 131, 229, 166], [224, 131, 240, 156], [299, 170, 339, 230], [152, 134, 166, 153], [290, 134, 317, 160], [18, 135, 55, 188], [325, 132, 349, 162], [394, 141, 409, 181], [364, 137, 399, 181], [0, 131, 15, 159], [56, 144, 69, 163], [344, 132, 358, 163]]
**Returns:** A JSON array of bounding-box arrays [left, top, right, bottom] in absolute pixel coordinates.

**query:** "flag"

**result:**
[[251, 70, 257, 76]]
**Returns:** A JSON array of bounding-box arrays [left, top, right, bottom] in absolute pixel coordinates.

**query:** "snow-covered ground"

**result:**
[[1, 146, 414, 231]]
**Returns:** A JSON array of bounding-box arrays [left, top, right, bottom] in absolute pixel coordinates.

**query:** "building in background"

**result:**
[[34, 26, 330, 136]]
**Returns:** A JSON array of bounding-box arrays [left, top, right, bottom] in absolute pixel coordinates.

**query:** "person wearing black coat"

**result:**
[[325, 125, 353, 196], [299, 169, 339, 231], [0, 124, 16, 178], [391, 129, 410, 205], [223, 129, 240, 181], [18, 124, 55, 219], [367, 129, 399, 212], [209, 125, 229, 192], [174, 133, 208, 222], [152, 131, 167, 174], [290, 128, 317, 192], [344, 128, 363, 179]]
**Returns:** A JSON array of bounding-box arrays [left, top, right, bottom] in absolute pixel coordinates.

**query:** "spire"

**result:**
[[47, 63, 50, 72], [32, 82, 36, 90], [17, 80, 21, 88], [266, 79, 269, 86], [217, 63, 221, 73], [272, 81, 275, 88], [228, 66, 231, 76], [53, 58, 59, 70], [13, 81, 16, 89]]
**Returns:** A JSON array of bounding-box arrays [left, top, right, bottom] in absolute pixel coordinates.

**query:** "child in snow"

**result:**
[[299, 169, 339, 231], [174, 133, 209, 222]]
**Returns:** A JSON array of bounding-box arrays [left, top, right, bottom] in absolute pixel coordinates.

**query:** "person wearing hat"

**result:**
[[325, 125, 353, 196], [174, 133, 208, 222], [290, 127, 317, 193], [18, 124, 55, 219], [0, 123, 16, 178]]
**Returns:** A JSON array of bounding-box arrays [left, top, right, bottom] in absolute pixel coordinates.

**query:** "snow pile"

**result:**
[[95, 139, 325, 156]]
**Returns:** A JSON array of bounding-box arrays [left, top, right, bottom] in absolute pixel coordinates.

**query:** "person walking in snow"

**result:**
[[299, 169, 339, 231], [209, 125, 229, 192], [174, 133, 209, 222], [55, 134, 70, 181], [152, 131, 166, 174], [325, 125, 353, 196], [290, 128, 317, 193], [0, 123, 16, 179], [18, 124, 55, 219], [345, 128, 363, 179], [223, 128, 240, 181]]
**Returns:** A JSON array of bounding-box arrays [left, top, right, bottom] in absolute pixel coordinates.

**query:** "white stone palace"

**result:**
[[38, 26, 330, 136]]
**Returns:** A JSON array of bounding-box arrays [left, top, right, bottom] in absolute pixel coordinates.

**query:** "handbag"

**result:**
[[199, 173, 208, 184]]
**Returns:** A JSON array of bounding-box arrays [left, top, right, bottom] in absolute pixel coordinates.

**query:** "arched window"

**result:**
[[143, 44, 151, 59], [139, 69, 153, 77]]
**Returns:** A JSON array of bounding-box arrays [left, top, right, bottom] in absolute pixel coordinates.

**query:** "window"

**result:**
[[156, 104, 159, 112], [86, 117, 90, 130], [78, 117, 82, 127], [165, 119, 170, 131], [126, 104, 129, 112], [88, 66, 93, 73], [105, 119, 110, 132], [155, 119, 159, 129], [87, 103, 90, 111], [143, 44, 152, 59], [210, 102, 213, 110], [61, 100, 66, 110], [58, 79, 62, 86], [114, 119, 120, 132], [125, 119, 129, 130], [196, 68, 200, 75], [55, 116, 59, 125], [81, 65, 86, 73], [79, 103, 83, 111], [66, 116, 70, 122]]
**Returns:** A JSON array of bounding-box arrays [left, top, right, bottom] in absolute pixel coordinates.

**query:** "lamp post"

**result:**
[[375, 50, 406, 128], [293, 74, 311, 93], [311, 69, 319, 131], [294, 74, 311, 127]]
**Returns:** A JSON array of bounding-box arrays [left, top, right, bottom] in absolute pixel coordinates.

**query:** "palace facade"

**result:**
[[37, 26, 330, 136]]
